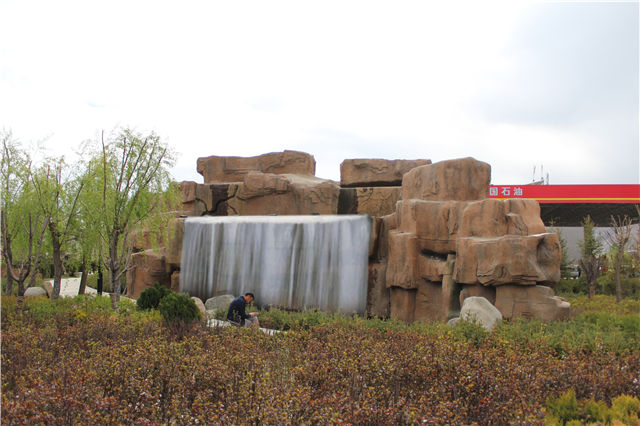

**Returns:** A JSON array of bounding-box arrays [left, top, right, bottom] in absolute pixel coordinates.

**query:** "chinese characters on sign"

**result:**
[[489, 186, 525, 198]]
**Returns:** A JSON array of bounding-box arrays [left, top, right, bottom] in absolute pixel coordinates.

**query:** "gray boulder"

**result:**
[[205, 294, 235, 311], [24, 287, 48, 298], [447, 317, 459, 327], [191, 297, 206, 317], [460, 296, 502, 331]]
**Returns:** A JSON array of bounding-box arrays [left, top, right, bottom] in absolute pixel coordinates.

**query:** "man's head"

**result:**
[[243, 292, 255, 303]]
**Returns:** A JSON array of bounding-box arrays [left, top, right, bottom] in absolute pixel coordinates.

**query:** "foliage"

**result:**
[[2, 295, 640, 424], [157, 292, 202, 325], [30, 154, 88, 299], [549, 226, 571, 279], [79, 128, 178, 297], [579, 215, 604, 298], [545, 389, 640, 425], [0, 131, 49, 296], [565, 294, 640, 316], [599, 274, 640, 299], [556, 276, 640, 300], [137, 283, 172, 310]]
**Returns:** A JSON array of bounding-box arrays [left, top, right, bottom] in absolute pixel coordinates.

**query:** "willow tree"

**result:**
[[0, 131, 48, 297], [83, 128, 177, 306], [31, 157, 86, 299]]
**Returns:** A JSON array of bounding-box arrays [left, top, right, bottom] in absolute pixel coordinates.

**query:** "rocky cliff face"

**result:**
[[129, 152, 568, 322]]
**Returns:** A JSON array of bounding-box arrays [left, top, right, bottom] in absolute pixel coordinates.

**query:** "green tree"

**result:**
[[579, 215, 603, 299], [605, 215, 633, 303], [83, 128, 177, 308], [549, 225, 570, 279], [0, 131, 48, 297], [31, 156, 86, 299]]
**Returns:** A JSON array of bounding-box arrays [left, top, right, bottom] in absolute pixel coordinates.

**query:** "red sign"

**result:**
[[488, 184, 640, 204]]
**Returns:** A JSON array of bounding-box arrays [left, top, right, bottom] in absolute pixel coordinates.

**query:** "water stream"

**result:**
[[180, 215, 371, 314]]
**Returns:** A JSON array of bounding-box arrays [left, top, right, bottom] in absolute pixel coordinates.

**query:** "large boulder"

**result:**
[[338, 187, 402, 217], [458, 198, 546, 238], [205, 294, 235, 311], [401, 157, 491, 201], [340, 159, 431, 187], [235, 172, 339, 215], [396, 200, 467, 254], [460, 296, 502, 331], [191, 297, 206, 317], [197, 150, 316, 184], [180, 181, 234, 216], [494, 285, 570, 321], [459, 284, 496, 306], [126, 249, 171, 299], [454, 233, 561, 286], [24, 286, 48, 297], [385, 232, 419, 289], [504, 199, 546, 235], [458, 198, 508, 238]]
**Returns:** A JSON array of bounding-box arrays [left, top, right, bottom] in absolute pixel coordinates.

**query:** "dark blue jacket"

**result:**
[[227, 296, 250, 325]]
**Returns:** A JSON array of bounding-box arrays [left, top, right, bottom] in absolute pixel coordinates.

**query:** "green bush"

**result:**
[[599, 275, 640, 299], [554, 278, 587, 296], [157, 292, 201, 325], [137, 283, 172, 310], [545, 389, 640, 425], [545, 389, 580, 424]]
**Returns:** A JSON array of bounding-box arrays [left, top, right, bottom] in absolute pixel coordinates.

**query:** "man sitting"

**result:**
[[226, 292, 259, 327]]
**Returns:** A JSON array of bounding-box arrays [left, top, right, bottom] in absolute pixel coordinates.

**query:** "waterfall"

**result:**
[[180, 215, 371, 314]]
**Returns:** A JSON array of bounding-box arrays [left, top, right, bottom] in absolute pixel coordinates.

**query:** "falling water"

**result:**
[[180, 215, 371, 314]]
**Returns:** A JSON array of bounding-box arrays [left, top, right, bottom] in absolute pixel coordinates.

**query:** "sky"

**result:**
[[1, 0, 638, 185]]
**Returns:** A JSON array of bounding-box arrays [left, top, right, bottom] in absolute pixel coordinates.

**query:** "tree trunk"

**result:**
[[615, 249, 623, 303], [588, 279, 596, 299], [108, 230, 123, 310], [49, 223, 63, 299], [78, 257, 88, 295], [97, 266, 103, 295], [4, 269, 14, 295]]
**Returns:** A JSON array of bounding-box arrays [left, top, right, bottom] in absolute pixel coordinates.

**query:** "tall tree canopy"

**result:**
[[1, 131, 48, 296], [82, 128, 177, 304]]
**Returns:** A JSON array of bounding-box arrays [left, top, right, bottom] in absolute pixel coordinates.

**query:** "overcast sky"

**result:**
[[1, 1, 638, 185]]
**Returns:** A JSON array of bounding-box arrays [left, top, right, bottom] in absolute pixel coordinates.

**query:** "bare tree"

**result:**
[[605, 215, 633, 303]]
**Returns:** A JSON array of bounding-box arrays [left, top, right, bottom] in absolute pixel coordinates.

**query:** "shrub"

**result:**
[[599, 275, 640, 299], [137, 283, 172, 310], [157, 292, 201, 325], [611, 394, 640, 425], [546, 390, 640, 425], [546, 389, 580, 424]]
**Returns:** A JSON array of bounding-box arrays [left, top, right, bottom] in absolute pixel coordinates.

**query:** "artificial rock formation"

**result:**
[[127, 151, 568, 323], [340, 159, 431, 187], [375, 157, 566, 323], [197, 150, 315, 183], [126, 249, 170, 299], [494, 285, 570, 321]]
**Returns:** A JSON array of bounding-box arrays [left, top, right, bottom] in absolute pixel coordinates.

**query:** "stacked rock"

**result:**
[[181, 150, 339, 216], [368, 157, 569, 322]]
